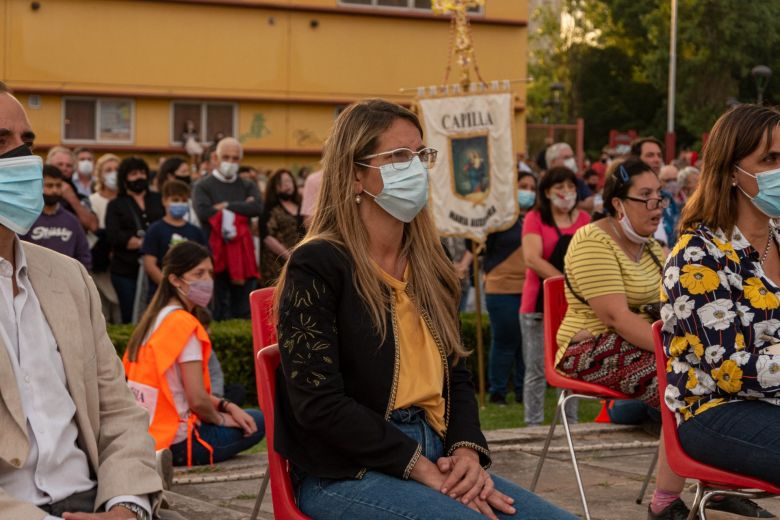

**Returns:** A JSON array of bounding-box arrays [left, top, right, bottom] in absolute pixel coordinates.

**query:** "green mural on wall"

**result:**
[[239, 114, 271, 143]]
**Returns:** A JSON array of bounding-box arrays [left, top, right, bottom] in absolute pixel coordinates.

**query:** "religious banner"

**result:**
[[418, 92, 517, 243]]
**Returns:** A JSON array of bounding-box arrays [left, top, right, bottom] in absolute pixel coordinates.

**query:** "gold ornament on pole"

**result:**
[[433, 0, 487, 92], [433, 0, 489, 408]]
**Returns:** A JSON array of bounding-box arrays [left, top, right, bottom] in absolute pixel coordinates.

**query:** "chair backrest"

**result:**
[[250, 287, 277, 393], [542, 276, 627, 398], [256, 345, 312, 520], [543, 276, 568, 380], [651, 321, 780, 493]]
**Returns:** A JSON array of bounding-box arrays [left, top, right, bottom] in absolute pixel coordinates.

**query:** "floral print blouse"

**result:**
[[661, 223, 780, 423]]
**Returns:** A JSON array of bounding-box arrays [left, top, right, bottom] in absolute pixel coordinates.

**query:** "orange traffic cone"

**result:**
[[594, 400, 612, 423]]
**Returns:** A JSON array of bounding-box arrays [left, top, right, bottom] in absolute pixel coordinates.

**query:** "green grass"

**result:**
[[241, 388, 603, 456], [477, 387, 602, 431]]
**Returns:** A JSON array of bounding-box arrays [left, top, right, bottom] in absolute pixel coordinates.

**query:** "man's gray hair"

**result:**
[[46, 146, 75, 163], [678, 166, 700, 187], [545, 142, 572, 168]]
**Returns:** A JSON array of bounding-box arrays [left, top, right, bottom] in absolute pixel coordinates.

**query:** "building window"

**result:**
[[171, 102, 237, 145], [339, 0, 482, 12], [62, 98, 133, 143]]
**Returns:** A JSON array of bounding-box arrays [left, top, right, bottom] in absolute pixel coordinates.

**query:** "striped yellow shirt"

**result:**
[[555, 223, 662, 366]]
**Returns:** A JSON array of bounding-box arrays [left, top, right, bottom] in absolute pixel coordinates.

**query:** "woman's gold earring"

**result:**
[[355, 194, 362, 205]]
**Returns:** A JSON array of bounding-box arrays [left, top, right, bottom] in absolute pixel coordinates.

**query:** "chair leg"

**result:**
[[560, 393, 590, 520], [249, 470, 271, 520], [635, 446, 659, 504], [687, 483, 704, 520], [529, 390, 564, 492], [698, 490, 718, 520]]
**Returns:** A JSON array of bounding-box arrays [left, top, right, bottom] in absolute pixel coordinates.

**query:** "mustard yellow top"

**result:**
[[377, 264, 446, 436]]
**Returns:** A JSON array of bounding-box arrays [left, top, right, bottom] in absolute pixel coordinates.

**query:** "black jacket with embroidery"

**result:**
[[274, 239, 490, 480]]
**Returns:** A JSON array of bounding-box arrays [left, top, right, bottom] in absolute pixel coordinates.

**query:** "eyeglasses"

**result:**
[[624, 196, 670, 210], [356, 147, 438, 171]]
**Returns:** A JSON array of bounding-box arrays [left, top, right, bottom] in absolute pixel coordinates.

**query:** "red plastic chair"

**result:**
[[651, 321, 780, 520], [254, 345, 312, 520], [250, 287, 277, 394], [530, 277, 658, 520]]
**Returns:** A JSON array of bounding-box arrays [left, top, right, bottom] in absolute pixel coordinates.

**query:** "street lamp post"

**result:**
[[752, 65, 772, 105], [549, 82, 564, 124]]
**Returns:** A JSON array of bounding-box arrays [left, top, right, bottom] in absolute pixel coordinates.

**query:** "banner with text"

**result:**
[[418, 92, 517, 243]]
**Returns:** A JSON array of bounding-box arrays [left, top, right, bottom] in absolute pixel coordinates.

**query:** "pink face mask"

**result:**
[[179, 279, 214, 308]]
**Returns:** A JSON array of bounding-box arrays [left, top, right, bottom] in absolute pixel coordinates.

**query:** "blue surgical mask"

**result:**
[[517, 189, 536, 209], [736, 165, 780, 218], [360, 156, 429, 223], [168, 202, 189, 220], [0, 153, 44, 234]]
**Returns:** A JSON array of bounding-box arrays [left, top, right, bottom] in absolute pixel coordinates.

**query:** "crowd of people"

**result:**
[[2, 75, 780, 520]]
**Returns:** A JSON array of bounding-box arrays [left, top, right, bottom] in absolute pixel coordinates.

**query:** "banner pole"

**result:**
[[471, 242, 486, 408]]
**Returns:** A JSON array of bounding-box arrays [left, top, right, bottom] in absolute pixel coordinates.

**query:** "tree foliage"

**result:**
[[528, 0, 780, 155]]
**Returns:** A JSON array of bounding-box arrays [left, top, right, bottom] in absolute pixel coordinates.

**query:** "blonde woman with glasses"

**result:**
[[273, 99, 576, 520]]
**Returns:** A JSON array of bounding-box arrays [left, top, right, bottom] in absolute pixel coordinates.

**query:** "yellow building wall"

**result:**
[[2, 0, 527, 169]]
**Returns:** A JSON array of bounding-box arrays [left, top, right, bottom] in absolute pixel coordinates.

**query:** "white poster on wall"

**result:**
[[418, 92, 517, 243]]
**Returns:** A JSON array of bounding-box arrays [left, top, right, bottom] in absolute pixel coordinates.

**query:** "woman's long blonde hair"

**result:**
[[274, 99, 467, 359]]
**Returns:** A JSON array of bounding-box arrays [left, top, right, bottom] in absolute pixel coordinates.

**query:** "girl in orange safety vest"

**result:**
[[123, 241, 264, 466]]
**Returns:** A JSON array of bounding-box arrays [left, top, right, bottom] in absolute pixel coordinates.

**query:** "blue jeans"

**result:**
[[170, 409, 265, 466], [607, 399, 660, 425], [485, 293, 524, 399], [111, 272, 137, 324], [296, 407, 578, 520], [678, 400, 780, 485], [213, 272, 256, 320]]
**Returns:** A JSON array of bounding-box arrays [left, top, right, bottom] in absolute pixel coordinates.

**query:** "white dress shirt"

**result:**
[[0, 239, 150, 519]]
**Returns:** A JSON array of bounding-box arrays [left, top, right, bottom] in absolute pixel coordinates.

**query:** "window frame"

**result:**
[[61, 96, 135, 145], [169, 101, 238, 146], [337, 0, 483, 13]]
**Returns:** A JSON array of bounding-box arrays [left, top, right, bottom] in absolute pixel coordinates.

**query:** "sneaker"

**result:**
[[706, 496, 777, 518], [489, 394, 507, 405], [156, 448, 173, 490], [647, 498, 690, 520]]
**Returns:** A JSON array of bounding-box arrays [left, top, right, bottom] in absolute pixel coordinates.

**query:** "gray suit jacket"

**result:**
[[0, 242, 162, 519]]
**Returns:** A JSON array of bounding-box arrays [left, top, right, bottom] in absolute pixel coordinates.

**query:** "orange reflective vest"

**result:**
[[123, 309, 213, 465]]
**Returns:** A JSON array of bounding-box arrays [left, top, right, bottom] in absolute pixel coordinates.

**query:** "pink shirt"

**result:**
[[519, 209, 590, 313]]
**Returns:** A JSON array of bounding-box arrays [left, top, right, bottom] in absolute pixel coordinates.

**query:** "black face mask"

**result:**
[[174, 175, 191, 185], [0, 143, 32, 159], [43, 194, 61, 207], [278, 192, 294, 201], [587, 183, 599, 192], [126, 178, 149, 193]]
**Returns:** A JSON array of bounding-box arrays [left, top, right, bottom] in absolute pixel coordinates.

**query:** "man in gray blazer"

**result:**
[[0, 86, 177, 519]]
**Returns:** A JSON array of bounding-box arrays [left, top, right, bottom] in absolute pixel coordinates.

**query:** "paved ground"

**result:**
[[165, 423, 780, 519]]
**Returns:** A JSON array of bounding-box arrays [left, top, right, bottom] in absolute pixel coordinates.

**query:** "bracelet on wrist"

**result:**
[[218, 413, 225, 426], [218, 398, 232, 413]]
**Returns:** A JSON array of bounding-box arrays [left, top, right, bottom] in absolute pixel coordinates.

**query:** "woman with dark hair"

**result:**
[[520, 166, 590, 425], [274, 99, 576, 519], [259, 168, 305, 285], [660, 104, 780, 514], [484, 171, 537, 404], [123, 241, 264, 466], [105, 157, 165, 322]]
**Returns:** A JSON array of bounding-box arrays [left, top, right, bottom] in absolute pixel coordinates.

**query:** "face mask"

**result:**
[[517, 189, 536, 209], [617, 201, 651, 244], [361, 156, 429, 223], [77, 160, 93, 176], [43, 194, 61, 207], [0, 144, 33, 159], [126, 178, 148, 193], [178, 278, 213, 308], [735, 165, 780, 218], [0, 153, 44, 234], [219, 161, 239, 180], [663, 180, 680, 197], [103, 170, 118, 190], [278, 192, 294, 201], [174, 174, 191, 185], [551, 191, 577, 212], [168, 202, 189, 220], [563, 157, 578, 173]]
